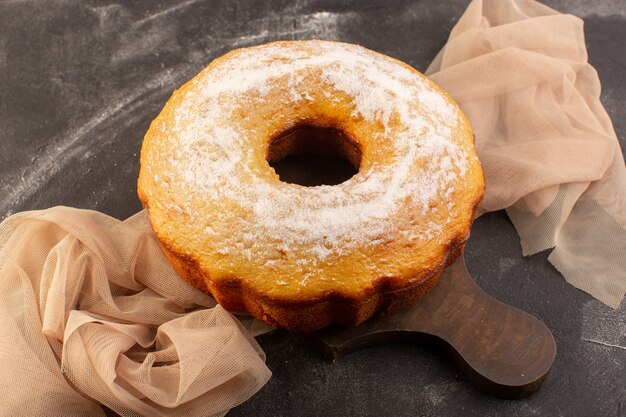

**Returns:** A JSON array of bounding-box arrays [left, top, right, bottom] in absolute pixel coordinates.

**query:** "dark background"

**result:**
[[1, 0, 625, 416]]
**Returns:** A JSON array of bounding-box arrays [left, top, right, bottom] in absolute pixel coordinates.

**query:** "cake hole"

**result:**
[[266, 124, 362, 186]]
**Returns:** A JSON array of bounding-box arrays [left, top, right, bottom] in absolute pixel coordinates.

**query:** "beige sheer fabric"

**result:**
[[427, 0, 626, 308], [1, 0, 625, 415], [0, 207, 271, 417]]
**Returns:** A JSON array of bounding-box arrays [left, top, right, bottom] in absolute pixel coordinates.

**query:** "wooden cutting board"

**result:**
[[306, 256, 556, 399]]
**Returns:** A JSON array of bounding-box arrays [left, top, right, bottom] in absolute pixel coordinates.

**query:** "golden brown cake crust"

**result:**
[[153, 209, 477, 332], [138, 41, 485, 332]]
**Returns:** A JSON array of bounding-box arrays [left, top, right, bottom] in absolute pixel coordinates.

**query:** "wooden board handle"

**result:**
[[307, 257, 556, 398]]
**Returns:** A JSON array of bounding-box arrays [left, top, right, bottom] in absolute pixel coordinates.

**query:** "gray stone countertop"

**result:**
[[1, 1, 624, 416]]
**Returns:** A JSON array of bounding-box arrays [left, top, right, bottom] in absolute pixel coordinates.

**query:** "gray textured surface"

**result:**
[[1, 0, 625, 416]]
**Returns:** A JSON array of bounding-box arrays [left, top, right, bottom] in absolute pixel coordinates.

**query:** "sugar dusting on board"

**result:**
[[142, 41, 476, 285]]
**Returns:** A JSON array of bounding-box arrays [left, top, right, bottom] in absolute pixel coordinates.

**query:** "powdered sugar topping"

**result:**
[[144, 41, 472, 280]]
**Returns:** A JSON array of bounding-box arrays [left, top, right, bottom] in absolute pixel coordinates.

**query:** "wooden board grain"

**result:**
[[307, 256, 557, 399]]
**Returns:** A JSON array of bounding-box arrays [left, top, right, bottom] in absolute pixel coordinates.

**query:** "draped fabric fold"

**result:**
[[0, 207, 271, 417], [427, 0, 625, 308]]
